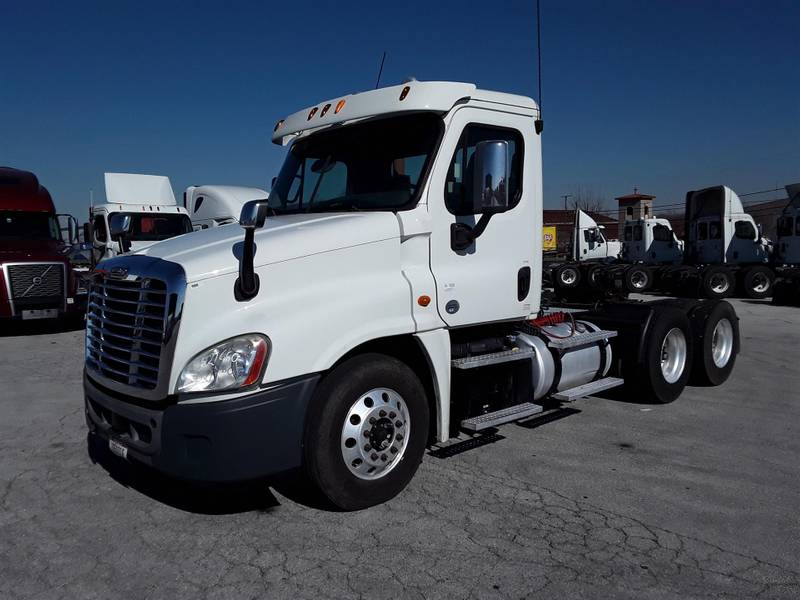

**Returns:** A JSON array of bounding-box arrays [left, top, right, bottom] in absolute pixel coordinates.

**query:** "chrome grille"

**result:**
[[7, 263, 64, 300], [86, 275, 168, 390]]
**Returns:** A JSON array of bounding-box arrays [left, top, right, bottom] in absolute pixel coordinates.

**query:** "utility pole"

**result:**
[[562, 194, 573, 210]]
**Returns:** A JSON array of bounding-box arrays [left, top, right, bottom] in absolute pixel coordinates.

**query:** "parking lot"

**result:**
[[1, 297, 798, 599]]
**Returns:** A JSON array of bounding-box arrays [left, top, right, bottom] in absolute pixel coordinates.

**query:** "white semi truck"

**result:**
[[773, 183, 800, 304], [86, 173, 193, 264], [83, 81, 740, 510], [183, 184, 268, 230], [555, 186, 776, 300]]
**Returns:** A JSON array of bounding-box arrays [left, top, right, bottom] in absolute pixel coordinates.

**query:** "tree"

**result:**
[[567, 185, 609, 214]]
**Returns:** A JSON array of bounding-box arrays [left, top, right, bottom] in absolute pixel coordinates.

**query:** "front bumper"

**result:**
[[84, 372, 319, 482]]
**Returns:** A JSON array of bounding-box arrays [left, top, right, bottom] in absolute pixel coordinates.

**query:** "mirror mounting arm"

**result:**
[[450, 213, 494, 251], [234, 227, 260, 301], [235, 199, 269, 302]]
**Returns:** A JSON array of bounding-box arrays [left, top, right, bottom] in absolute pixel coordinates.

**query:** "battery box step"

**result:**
[[460, 402, 543, 432]]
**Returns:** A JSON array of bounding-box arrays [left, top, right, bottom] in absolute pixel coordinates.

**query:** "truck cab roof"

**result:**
[[0, 167, 55, 213], [272, 80, 540, 146]]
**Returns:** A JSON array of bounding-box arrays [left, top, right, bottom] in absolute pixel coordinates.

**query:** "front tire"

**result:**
[[625, 265, 651, 293], [555, 264, 581, 289], [303, 353, 429, 510]]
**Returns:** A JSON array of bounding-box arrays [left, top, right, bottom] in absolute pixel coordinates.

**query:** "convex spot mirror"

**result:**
[[472, 140, 510, 214]]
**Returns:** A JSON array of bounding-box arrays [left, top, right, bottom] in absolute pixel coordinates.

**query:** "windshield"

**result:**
[[0, 211, 60, 240], [268, 113, 442, 214], [110, 212, 193, 241]]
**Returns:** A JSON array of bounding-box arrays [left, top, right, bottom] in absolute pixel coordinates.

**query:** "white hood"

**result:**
[[136, 211, 402, 282]]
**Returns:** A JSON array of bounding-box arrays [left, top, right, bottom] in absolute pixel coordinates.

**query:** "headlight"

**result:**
[[177, 334, 269, 393]]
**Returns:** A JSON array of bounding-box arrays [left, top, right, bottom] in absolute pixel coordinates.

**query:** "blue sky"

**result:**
[[1, 0, 798, 217]]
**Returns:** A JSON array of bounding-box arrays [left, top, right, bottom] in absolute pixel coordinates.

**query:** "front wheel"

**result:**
[[303, 353, 429, 510], [555, 264, 581, 289]]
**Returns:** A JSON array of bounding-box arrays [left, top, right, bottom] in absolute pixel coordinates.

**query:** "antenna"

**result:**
[[375, 51, 387, 89], [535, 0, 544, 134]]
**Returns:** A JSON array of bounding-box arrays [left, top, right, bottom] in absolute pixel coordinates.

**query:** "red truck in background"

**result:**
[[0, 167, 82, 321]]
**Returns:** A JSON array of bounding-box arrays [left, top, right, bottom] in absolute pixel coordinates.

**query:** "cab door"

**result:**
[[427, 106, 540, 327]]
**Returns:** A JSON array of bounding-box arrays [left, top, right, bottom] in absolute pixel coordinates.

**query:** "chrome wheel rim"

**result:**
[[710, 273, 730, 294], [341, 387, 410, 480], [630, 270, 649, 289], [660, 327, 687, 384], [560, 268, 578, 285], [751, 273, 770, 293], [711, 318, 734, 368]]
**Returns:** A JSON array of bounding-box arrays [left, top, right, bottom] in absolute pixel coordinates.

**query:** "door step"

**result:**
[[451, 347, 534, 370], [551, 376, 624, 402], [546, 329, 617, 350], [460, 402, 543, 432]]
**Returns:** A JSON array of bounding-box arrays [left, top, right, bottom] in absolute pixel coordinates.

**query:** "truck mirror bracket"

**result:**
[[234, 228, 260, 301], [451, 213, 493, 252]]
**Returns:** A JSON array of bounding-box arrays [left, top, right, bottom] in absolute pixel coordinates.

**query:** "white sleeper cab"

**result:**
[[84, 81, 740, 509]]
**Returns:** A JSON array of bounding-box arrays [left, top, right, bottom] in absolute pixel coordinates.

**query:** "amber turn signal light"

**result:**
[[334, 99, 346, 114], [417, 295, 431, 307]]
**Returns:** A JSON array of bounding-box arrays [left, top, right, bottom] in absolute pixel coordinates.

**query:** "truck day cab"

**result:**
[[1, 167, 81, 321], [87, 173, 192, 263], [84, 81, 740, 510]]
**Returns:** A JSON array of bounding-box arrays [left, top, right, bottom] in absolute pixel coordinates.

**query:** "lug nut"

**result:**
[[381, 454, 388, 462], [364, 444, 371, 451], [396, 434, 403, 441], [369, 417, 376, 425], [379, 410, 387, 417], [389, 411, 396, 419], [390, 447, 399, 454], [363, 430, 370, 437], [371, 453, 378, 461], [395, 420, 402, 428]]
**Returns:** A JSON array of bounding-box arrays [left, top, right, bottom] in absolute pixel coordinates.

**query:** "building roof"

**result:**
[[616, 187, 655, 202]]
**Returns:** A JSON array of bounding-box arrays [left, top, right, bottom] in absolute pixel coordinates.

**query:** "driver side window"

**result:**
[[444, 124, 523, 215], [92, 214, 107, 243]]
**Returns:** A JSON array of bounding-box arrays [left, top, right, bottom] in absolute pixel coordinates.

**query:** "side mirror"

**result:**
[[235, 200, 270, 301], [109, 214, 132, 238], [239, 200, 270, 229], [472, 140, 509, 214]]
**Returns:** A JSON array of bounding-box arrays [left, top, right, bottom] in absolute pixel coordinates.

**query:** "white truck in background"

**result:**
[[86, 173, 193, 265], [83, 81, 740, 510], [773, 183, 800, 304], [183, 185, 268, 230], [554, 186, 777, 300]]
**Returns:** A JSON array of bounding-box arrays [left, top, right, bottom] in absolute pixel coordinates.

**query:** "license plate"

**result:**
[[109, 438, 128, 459], [21, 309, 58, 320]]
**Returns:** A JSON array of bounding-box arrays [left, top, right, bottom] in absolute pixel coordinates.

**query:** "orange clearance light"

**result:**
[[273, 119, 285, 132], [320, 103, 332, 117], [307, 107, 318, 120], [399, 85, 411, 101], [334, 99, 346, 114], [417, 295, 431, 307]]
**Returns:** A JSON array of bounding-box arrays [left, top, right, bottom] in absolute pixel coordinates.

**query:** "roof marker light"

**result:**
[[274, 119, 284, 132], [334, 99, 346, 114], [320, 103, 332, 117], [307, 107, 318, 120], [399, 86, 410, 101]]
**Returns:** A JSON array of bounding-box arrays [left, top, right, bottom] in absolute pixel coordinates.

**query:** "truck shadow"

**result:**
[[86, 433, 283, 514], [1, 316, 85, 337]]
